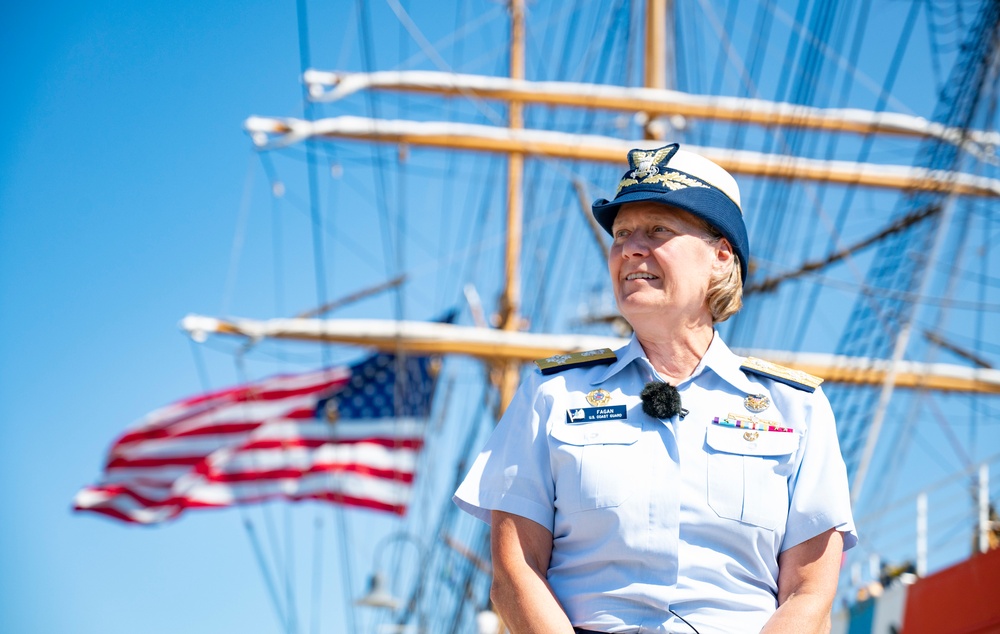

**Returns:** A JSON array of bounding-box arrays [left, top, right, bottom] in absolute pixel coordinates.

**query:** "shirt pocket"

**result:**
[[550, 422, 641, 514], [705, 425, 799, 530]]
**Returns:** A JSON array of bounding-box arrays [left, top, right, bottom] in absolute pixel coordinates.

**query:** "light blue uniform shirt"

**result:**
[[454, 333, 857, 634]]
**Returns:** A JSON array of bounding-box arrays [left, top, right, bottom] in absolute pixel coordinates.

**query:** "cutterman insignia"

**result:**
[[534, 348, 617, 375], [586, 388, 613, 407], [740, 357, 823, 393]]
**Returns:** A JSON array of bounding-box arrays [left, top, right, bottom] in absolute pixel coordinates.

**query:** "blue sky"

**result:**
[[1, 3, 337, 632]]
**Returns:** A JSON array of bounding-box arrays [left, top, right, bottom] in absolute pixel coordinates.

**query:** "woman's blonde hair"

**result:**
[[707, 251, 743, 323], [693, 216, 744, 323]]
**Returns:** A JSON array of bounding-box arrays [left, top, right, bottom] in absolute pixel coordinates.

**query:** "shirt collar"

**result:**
[[592, 335, 648, 385], [593, 331, 758, 395], [688, 332, 759, 393]]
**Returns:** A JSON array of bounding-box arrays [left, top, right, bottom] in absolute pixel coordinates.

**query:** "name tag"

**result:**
[[566, 405, 627, 423]]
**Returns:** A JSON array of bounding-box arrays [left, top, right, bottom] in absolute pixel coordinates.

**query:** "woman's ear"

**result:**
[[714, 238, 734, 272]]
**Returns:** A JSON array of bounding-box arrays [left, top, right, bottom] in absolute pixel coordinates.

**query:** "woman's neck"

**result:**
[[634, 320, 715, 385]]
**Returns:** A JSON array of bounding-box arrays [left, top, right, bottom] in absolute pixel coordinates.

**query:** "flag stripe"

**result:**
[[116, 399, 323, 446], [204, 444, 420, 476], [106, 436, 424, 469], [239, 437, 424, 451], [76, 467, 412, 523], [204, 463, 416, 484], [117, 421, 263, 444], [182, 470, 413, 506], [106, 442, 422, 473]]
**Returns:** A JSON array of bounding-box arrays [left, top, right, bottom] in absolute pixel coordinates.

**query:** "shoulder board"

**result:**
[[534, 348, 617, 375], [740, 357, 823, 393]]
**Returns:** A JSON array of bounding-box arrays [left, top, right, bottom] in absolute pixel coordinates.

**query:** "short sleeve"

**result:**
[[453, 371, 557, 531], [783, 386, 858, 552]]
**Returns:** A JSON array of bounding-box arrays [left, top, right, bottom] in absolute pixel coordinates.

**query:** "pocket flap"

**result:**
[[551, 422, 640, 446], [706, 424, 798, 456]]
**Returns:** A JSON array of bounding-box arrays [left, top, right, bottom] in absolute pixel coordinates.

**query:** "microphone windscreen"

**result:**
[[641, 381, 682, 419]]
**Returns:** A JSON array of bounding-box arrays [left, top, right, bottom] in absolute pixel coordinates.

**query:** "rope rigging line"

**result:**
[[384, 0, 506, 126], [969, 85, 1000, 455], [243, 517, 292, 633], [295, 0, 331, 325], [522, 0, 627, 330], [283, 496, 298, 634], [549, 0, 586, 82], [724, 0, 774, 152], [758, 0, 846, 346], [233, 353, 297, 634], [854, 452, 1000, 527], [925, 331, 995, 369], [448, 57, 509, 311], [395, 5, 505, 73], [745, 201, 942, 295], [409, 7, 641, 626], [390, 377, 495, 631], [737, 0, 947, 356], [787, 0, 874, 351], [867, 187, 992, 511], [834, 0, 1000, 503], [724, 0, 843, 346], [762, 269, 1000, 314], [187, 340, 295, 633], [262, 158, 287, 323], [699, 1, 828, 346], [356, 0, 400, 305], [220, 152, 259, 317], [353, 7, 448, 634], [309, 515, 324, 634], [188, 338, 213, 395], [766, 0, 919, 116], [434, 0, 470, 311], [546, 1, 644, 330], [708, 0, 740, 99], [925, 0, 947, 92], [295, 1, 358, 632]]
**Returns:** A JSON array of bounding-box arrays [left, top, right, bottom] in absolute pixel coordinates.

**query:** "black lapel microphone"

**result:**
[[640, 381, 688, 419]]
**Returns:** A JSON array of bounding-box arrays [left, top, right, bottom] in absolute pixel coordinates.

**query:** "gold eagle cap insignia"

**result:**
[[615, 144, 686, 195], [627, 146, 677, 181]]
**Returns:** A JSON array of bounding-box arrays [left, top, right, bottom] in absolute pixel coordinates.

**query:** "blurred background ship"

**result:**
[[77, 1, 1000, 632]]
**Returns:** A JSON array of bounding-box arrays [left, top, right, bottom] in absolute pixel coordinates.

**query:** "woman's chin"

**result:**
[[617, 298, 669, 320]]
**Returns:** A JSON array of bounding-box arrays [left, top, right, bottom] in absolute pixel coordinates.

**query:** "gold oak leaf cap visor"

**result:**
[[592, 143, 750, 283]]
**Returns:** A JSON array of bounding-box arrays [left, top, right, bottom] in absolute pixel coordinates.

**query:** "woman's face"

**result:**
[[608, 201, 732, 325]]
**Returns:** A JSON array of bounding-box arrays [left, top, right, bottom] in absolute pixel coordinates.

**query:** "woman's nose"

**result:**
[[621, 232, 650, 258]]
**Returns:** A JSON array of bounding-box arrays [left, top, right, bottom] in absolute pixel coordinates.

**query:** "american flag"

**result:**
[[74, 352, 440, 524]]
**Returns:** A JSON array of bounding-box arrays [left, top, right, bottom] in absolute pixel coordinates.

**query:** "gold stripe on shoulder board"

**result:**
[[534, 349, 617, 375], [740, 357, 823, 393]]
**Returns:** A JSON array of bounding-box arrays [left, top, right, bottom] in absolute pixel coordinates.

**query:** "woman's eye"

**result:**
[[614, 229, 630, 239]]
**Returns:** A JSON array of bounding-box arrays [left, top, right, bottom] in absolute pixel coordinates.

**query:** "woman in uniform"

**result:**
[[454, 144, 857, 634]]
